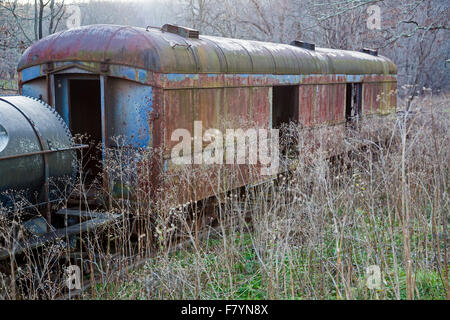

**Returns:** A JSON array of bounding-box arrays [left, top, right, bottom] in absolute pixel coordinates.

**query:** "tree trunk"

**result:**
[[38, 0, 44, 40]]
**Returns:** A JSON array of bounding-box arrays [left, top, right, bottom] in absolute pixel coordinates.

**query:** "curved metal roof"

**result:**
[[18, 24, 397, 75]]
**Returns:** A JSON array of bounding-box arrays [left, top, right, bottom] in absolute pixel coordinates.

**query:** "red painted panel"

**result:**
[[298, 85, 315, 126], [198, 88, 224, 130], [316, 85, 328, 124], [163, 89, 194, 150], [328, 84, 336, 122], [334, 84, 346, 122], [390, 82, 397, 110], [251, 87, 271, 128], [225, 87, 251, 127], [364, 83, 381, 113]]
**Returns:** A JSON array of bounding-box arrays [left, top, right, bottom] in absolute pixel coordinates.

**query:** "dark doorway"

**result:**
[[272, 86, 299, 128], [69, 79, 102, 181], [345, 83, 362, 126]]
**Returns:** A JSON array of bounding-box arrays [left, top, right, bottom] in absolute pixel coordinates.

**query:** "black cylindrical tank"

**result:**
[[0, 96, 76, 211]]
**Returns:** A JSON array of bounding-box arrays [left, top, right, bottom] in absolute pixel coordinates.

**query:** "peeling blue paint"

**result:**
[[166, 73, 200, 82], [21, 61, 385, 89], [167, 74, 187, 81], [163, 72, 379, 86], [120, 66, 138, 81], [138, 69, 147, 82], [108, 80, 153, 148], [21, 65, 42, 82], [252, 74, 265, 79]]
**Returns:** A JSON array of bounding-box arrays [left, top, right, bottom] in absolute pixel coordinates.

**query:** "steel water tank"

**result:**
[[0, 96, 76, 210]]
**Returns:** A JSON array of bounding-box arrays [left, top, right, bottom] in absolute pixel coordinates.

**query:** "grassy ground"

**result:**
[[94, 231, 447, 300], [89, 94, 449, 300]]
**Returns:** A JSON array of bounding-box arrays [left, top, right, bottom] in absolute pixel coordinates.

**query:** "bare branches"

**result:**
[[400, 19, 448, 32], [311, 0, 381, 21], [0, 0, 448, 93], [0, 0, 66, 43]]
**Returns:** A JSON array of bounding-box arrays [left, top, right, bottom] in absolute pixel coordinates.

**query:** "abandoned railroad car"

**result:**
[[14, 23, 397, 205]]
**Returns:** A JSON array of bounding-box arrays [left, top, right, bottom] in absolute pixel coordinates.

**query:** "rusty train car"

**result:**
[[4, 23, 397, 212]]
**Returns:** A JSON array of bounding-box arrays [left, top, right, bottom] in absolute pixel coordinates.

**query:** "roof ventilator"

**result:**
[[360, 48, 378, 56], [290, 40, 315, 51], [161, 24, 199, 39]]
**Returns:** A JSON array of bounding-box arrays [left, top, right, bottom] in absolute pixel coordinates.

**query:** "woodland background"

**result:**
[[0, 0, 448, 96]]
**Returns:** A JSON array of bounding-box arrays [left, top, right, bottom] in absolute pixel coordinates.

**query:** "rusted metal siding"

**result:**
[[298, 85, 315, 126], [315, 85, 329, 124], [105, 78, 153, 148], [252, 87, 272, 128], [162, 86, 271, 156], [383, 81, 397, 113], [161, 85, 273, 204], [389, 82, 397, 111], [163, 89, 194, 152], [332, 84, 346, 123], [363, 83, 380, 114], [225, 87, 252, 125], [198, 88, 225, 130], [18, 60, 397, 91], [362, 81, 397, 115]]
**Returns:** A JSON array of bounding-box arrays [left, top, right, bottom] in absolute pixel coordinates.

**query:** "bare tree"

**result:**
[[305, 0, 449, 93], [0, 0, 66, 43], [0, 0, 448, 94]]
